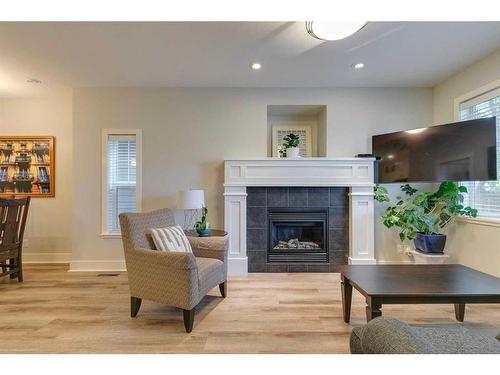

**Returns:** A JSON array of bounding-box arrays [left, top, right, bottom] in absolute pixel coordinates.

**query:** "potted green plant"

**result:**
[[194, 206, 211, 237], [374, 182, 478, 253], [283, 133, 301, 158]]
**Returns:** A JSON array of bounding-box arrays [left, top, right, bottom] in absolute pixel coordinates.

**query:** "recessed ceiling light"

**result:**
[[352, 63, 365, 69], [306, 21, 367, 41], [27, 78, 42, 84], [250, 62, 262, 70]]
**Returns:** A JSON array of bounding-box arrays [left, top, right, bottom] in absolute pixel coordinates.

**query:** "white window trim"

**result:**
[[101, 128, 142, 238], [453, 79, 500, 226], [453, 78, 500, 121], [456, 216, 500, 228]]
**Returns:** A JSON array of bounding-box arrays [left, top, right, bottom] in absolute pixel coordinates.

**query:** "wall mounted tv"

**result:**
[[372, 117, 497, 183]]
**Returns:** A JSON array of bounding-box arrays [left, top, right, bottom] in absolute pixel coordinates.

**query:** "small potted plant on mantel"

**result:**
[[282, 133, 301, 158], [374, 182, 478, 253]]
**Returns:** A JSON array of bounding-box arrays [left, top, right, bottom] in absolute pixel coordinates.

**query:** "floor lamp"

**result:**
[[177, 189, 205, 230]]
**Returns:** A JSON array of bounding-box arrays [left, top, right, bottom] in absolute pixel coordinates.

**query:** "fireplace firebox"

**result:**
[[268, 208, 328, 263]]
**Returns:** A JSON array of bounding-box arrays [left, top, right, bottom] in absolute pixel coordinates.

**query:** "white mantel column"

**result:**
[[224, 186, 248, 276], [349, 186, 376, 264]]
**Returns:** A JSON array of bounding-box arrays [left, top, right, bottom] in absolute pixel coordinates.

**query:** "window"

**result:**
[[102, 129, 142, 236], [458, 86, 500, 219]]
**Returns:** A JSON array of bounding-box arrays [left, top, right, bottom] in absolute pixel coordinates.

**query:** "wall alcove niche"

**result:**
[[267, 105, 327, 157]]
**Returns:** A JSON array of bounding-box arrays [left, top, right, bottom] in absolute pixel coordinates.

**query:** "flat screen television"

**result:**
[[372, 117, 497, 183]]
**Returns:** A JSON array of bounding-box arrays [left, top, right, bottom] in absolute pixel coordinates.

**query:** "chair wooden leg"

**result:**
[[130, 297, 142, 317], [219, 281, 227, 298], [9, 258, 16, 279], [17, 268, 23, 282], [17, 257, 23, 282], [183, 309, 195, 333]]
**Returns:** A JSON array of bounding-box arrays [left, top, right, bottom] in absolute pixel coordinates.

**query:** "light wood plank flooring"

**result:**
[[0, 264, 498, 353]]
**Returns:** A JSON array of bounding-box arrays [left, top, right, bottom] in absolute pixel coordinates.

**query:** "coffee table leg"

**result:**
[[366, 298, 382, 322], [341, 275, 352, 323], [454, 303, 465, 322]]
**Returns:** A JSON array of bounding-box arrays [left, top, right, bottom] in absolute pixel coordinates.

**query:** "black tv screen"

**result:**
[[372, 117, 497, 183]]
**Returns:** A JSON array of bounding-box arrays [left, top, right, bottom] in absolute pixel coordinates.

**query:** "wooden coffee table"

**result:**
[[340, 264, 500, 323]]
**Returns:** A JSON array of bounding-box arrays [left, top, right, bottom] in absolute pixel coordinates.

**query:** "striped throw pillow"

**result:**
[[146, 225, 193, 253]]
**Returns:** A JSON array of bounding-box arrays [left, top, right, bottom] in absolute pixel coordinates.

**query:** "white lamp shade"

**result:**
[[177, 190, 205, 209]]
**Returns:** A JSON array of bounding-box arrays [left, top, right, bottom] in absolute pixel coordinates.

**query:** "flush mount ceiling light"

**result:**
[[250, 62, 262, 70], [306, 21, 367, 41], [352, 63, 365, 69], [27, 78, 42, 84]]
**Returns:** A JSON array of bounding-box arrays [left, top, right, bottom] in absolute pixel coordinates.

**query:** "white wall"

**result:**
[[3, 61, 497, 275], [70, 87, 432, 269], [433, 49, 500, 277], [434, 49, 500, 125], [1, 52, 496, 275], [317, 108, 327, 157], [0, 89, 73, 263]]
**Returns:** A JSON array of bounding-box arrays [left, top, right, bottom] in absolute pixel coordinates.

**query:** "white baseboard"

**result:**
[[69, 260, 126, 272], [377, 260, 414, 264], [228, 257, 248, 276], [23, 252, 71, 264], [348, 257, 377, 265]]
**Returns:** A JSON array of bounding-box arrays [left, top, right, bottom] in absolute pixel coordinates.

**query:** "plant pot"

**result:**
[[286, 147, 300, 158], [413, 233, 447, 254], [196, 227, 212, 237]]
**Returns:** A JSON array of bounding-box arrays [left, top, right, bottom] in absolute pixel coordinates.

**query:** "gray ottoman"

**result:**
[[350, 316, 500, 354]]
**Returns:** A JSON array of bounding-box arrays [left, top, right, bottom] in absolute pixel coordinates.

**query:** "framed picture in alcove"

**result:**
[[272, 125, 312, 157], [0, 136, 55, 198]]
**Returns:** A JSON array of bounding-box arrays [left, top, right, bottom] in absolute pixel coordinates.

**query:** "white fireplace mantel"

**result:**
[[224, 158, 376, 276]]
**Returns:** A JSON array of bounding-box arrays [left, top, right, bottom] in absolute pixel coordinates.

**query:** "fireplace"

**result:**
[[225, 158, 376, 276], [268, 208, 328, 263]]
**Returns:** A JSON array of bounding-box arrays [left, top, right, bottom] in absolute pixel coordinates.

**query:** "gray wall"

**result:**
[[433, 49, 500, 277], [3, 53, 498, 276], [71, 87, 433, 267], [0, 89, 73, 262]]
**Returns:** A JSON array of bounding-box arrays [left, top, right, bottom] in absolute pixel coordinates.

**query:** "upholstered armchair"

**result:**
[[119, 208, 228, 332]]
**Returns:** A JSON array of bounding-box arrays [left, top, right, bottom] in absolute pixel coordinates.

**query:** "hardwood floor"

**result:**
[[0, 264, 498, 353]]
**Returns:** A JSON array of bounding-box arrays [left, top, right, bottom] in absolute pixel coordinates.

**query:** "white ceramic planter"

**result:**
[[286, 147, 300, 158]]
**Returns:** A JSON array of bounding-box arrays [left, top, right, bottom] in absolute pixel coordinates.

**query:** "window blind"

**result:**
[[459, 87, 500, 218], [106, 135, 137, 233]]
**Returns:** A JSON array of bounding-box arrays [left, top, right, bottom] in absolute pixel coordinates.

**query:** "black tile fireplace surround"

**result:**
[[247, 187, 349, 273]]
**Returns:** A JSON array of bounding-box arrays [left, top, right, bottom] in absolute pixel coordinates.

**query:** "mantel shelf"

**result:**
[[224, 158, 375, 188], [224, 157, 375, 161]]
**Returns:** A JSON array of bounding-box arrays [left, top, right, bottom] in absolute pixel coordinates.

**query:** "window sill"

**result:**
[[455, 216, 500, 228], [100, 232, 122, 239]]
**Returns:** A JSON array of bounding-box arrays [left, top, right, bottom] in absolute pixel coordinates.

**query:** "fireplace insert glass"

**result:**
[[268, 208, 328, 263]]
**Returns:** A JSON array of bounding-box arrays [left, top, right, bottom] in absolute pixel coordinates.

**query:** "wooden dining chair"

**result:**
[[0, 197, 30, 282]]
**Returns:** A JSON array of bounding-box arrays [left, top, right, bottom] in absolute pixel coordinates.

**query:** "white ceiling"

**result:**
[[1, 21, 500, 97]]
